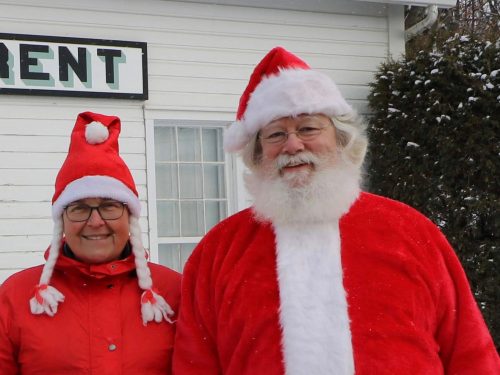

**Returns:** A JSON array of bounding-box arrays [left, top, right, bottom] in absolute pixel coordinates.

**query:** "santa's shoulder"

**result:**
[[183, 208, 273, 275], [344, 192, 441, 232], [205, 207, 267, 237], [341, 192, 457, 271]]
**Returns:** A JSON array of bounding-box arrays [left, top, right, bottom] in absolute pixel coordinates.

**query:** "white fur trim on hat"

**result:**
[[224, 69, 352, 152], [52, 175, 141, 219], [224, 119, 251, 153]]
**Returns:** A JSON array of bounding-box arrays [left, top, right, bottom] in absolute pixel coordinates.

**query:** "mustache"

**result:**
[[274, 152, 321, 170]]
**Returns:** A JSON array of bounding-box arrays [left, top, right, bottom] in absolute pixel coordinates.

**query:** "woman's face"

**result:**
[[62, 198, 130, 264]]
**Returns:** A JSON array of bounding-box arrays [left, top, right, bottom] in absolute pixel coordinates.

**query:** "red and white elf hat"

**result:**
[[224, 46, 353, 152], [30, 111, 174, 325]]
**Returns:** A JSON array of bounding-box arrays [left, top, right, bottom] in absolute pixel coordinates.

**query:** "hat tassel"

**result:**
[[141, 289, 175, 324], [30, 219, 65, 316], [30, 284, 65, 316], [129, 216, 175, 325]]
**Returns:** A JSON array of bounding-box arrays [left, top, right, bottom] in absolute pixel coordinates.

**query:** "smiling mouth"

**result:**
[[281, 161, 313, 171], [82, 234, 112, 240]]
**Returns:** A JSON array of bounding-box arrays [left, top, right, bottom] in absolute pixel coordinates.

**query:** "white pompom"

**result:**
[[85, 121, 109, 144]]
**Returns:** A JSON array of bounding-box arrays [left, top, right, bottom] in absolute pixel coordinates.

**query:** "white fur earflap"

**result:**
[[224, 68, 352, 152], [85, 121, 109, 144]]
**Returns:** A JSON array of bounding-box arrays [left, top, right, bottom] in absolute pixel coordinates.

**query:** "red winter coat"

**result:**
[[173, 192, 500, 375], [0, 246, 181, 375]]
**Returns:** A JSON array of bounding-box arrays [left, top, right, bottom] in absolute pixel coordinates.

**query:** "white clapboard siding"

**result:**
[[0, 185, 148, 202], [1, 118, 145, 138], [0, 235, 52, 252], [149, 60, 377, 85], [0, 135, 145, 153], [145, 33, 388, 56], [1, 252, 47, 269], [0, 97, 145, 119], [144, 91, 370, 115], [0, 152, 146, 170], [0, 0, 389, 33], [148, 72, 376, 97], [0, 0, 403, 282], [0, 169, 147, 186]]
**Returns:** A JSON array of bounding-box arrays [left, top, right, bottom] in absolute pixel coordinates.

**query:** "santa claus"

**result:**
[[172, 47, 499, 375]]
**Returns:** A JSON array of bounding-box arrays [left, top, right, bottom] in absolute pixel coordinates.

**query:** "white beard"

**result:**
[[245, 153, 362, 225]]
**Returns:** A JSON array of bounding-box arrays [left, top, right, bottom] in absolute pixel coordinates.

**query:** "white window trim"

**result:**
[[145, 113, 237, 264], [145, 116, 160, 263]]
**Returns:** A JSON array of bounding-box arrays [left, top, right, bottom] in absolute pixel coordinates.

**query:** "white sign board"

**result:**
[[0, 33, 148, 99]]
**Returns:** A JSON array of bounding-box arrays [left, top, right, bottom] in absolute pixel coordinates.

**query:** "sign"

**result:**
[[0, 33, 148, 99]]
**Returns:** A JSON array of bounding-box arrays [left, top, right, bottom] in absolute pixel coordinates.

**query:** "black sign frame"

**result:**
[[0, 33, 148, 100]]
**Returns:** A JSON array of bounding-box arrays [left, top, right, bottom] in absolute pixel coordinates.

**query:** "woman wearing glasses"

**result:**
[[0, 112, 181, 374]]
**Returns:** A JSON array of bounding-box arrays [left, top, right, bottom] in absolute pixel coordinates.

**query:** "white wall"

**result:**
[[0, 0, 405, 282]]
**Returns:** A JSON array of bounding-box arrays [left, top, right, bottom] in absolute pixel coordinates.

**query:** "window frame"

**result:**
[[145, 116, 236, 265]]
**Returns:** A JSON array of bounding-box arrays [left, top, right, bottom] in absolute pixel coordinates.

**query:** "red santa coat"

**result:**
[[173, 192, 499, 375], [0, 245, 181, 375]]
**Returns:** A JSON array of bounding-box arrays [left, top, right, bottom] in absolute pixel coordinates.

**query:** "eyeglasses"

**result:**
[[64, 201, 127, 222], [259, 125, 328, 145]]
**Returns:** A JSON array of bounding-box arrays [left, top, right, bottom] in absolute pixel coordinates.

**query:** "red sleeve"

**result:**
[[0, 282, 21, 375], [432, 229, 500, 373], [172, 240, 222, 375], [343, 193, 499, 373]]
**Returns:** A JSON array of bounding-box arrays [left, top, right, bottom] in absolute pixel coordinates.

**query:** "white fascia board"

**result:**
[[354, 0, 456, 8]]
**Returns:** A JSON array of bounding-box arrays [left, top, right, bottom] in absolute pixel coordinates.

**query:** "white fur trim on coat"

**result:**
[[224, 69, 352, 152], [275, 221, 354, 375], [52, 175, 141, 219]]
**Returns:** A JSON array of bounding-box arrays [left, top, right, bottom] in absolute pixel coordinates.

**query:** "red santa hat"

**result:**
[[224, 46, 353, 152], [30, 111, 174, 325]]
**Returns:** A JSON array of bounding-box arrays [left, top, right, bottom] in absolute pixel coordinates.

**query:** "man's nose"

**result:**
[[281, 132, 305, 154]]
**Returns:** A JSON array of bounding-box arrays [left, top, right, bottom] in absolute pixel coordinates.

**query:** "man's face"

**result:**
[[258, 114, 338, 186], [63, 197, 130, 264]]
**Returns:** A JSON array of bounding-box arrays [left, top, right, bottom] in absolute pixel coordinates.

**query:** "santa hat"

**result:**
[[30, 111, 174, 325], [224, 46, 353, 152]]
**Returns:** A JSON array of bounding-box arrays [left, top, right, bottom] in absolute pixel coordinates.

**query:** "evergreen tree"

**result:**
[[367, 35, 499, 349]]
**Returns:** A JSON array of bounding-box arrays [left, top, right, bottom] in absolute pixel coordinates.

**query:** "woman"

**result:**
[[0, 111, 181, 374]]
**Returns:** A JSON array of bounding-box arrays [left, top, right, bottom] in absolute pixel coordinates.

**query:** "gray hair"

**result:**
[[240, 111, 368, 169]]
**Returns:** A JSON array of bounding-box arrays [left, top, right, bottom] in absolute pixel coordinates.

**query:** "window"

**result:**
[[149, 120, 230, 272]]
